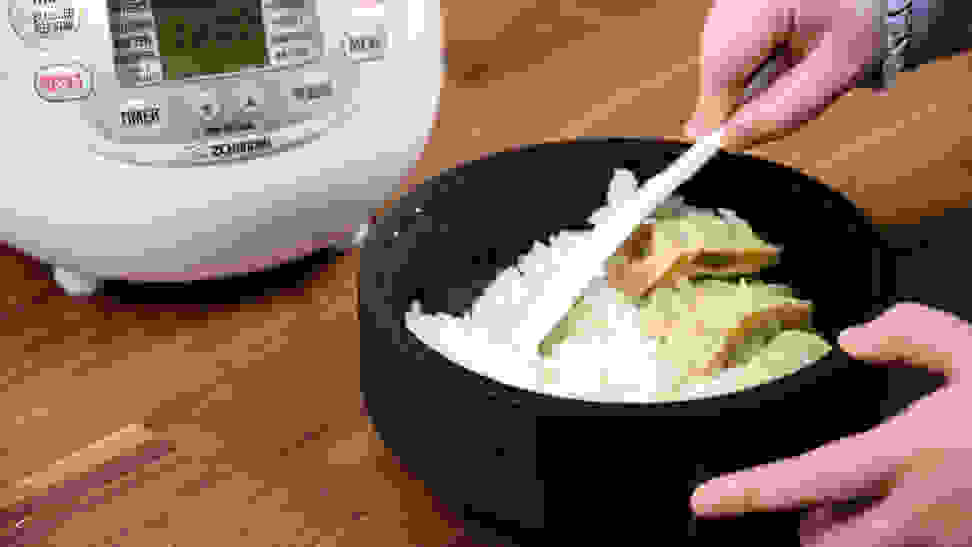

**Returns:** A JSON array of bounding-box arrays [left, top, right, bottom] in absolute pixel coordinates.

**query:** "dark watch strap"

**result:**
[[856, 0, 914, 90]]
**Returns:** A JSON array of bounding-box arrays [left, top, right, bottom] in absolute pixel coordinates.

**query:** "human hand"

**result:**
[[684, 0, 883, 152], [690, 302, 972, 546]]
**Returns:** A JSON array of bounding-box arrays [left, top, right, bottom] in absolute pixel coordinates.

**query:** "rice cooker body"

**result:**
[[1, 0, 442, 281], [359, 138, 897, 545]]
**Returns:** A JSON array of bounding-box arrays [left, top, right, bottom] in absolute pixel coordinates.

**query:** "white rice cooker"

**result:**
[[1, 0, 442, 294]]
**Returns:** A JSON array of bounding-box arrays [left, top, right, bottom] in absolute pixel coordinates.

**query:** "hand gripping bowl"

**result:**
[[358, 138, 899, 546]]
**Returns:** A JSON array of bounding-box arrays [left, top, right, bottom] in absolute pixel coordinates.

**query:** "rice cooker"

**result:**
[[2, 0, 442, 294]]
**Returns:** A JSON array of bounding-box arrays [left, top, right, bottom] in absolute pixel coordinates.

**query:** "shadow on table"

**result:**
[[94, 247, 348, 307]]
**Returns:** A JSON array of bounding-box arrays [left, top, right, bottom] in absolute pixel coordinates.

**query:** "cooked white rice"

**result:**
[[405, 169, 773, 403]]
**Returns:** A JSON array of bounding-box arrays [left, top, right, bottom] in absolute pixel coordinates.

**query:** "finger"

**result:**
[[804, 494, 922, 547], [691, 430, 897, 517], [685, 0, 793, 139], [696, 0, 791, 99], [839, 302, 972, 381], [890, 452, 972, 547], [799, 496, 886, 545], [720, 79, 856, 152], [719, 28, 870, 152], [685, 42, 846, 151], [800, 503, 839, 543]]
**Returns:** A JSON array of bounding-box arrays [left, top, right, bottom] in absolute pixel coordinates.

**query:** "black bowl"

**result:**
[[359, 138, 899, 546]]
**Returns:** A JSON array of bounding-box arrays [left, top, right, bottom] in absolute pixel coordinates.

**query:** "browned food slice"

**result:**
[[606, 222, 683, 297], [635, 276, 814, 384], [687, 300, 813, 378], [607, 244, 695, 299], [689, 247, 781, 277], [606, 221, 780, 299]]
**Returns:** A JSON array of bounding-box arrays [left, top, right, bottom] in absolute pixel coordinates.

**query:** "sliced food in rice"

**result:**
[[728, 330, 834, 388], [606, 213, 780, 299], [643, 278, 814, 379], [406, 168, 831, 404], [694, 300, 813, 377]]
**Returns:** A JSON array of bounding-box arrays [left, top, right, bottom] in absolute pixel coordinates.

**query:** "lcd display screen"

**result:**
[[152, 1, 268, 79]]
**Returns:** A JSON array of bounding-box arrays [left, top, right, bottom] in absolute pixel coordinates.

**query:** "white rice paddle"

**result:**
[[511, 126, 729, 355]]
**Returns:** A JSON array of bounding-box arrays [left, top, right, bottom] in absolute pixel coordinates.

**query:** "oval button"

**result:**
[[34, 63, 94, 102], [341, 29, 387, 63]]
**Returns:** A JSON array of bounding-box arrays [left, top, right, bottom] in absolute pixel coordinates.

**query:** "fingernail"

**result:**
[[719, 124, 746, 152], [839, 326, 881, 353], [683, 118, 700, 139], [692, 479, 733, 513]]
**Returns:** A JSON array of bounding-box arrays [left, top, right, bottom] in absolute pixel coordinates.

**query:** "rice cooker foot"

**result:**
[[52, 267, 101, 297]]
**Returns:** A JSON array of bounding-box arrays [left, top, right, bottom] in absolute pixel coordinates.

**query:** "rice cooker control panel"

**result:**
[[9, 0, 390, 165]]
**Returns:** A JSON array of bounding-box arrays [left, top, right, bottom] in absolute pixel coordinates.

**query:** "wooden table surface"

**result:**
[[3, 1, 970, 545]]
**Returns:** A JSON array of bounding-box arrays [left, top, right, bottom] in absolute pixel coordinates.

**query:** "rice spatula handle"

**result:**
[[512, 127, 727, 354], [512, 52, 785, 355]]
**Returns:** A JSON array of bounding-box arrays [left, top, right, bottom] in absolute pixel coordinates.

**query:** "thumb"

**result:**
[[684, 0, 801, 149], [684, 46, 793, 142], [683, 1, 787, 144], [691, 428, 895, 517], [838, 303, 972, 381], [683, 92, 741, 140], [715, 31, 860, 152]]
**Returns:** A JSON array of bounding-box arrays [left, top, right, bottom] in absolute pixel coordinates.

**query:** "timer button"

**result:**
[[119, 100, 163, 129]]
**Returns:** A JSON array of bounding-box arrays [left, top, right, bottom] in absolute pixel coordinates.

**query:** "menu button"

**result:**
[[342, 30, 387, 63]]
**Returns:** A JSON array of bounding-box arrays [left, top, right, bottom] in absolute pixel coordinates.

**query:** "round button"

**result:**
[[241, 95, 259, 112], [232, 86, 264, 114], [193, 92, 222, 122], [199, 103, 219, 120]]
